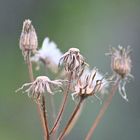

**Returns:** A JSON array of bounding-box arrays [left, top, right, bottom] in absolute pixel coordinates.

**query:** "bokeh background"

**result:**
[[0, 0, 140, 140]]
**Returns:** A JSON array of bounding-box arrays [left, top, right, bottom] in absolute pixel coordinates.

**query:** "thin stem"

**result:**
[[85, 78, 121, 140], [49, 94, 57, 140], [58, 97, 84, 140], [43, 62, 57, 140], [26, 54, 49, 140], [42, 95, 50, 140], [49, 72, 72, 135], [26, 54, 34, 82], [49, 94, 56, 122]]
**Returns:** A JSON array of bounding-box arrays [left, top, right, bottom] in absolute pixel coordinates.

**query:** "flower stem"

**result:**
[[26, 53, 34, 82], [26, 54, 50, 140], [85, 78, 121, 140], [58, 97, 84, 140], [42, 95, 50, 140], [48, 93, 57, 140], [49, 72, 72, 135]]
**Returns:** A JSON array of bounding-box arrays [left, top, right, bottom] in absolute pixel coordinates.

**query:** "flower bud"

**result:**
[[19, 19, 38, 60]]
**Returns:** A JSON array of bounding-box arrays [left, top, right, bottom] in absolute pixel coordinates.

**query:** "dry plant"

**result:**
[[16, 19, 133, 140]]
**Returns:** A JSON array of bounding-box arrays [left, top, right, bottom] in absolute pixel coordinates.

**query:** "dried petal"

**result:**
[[16, 76, 64, 100]]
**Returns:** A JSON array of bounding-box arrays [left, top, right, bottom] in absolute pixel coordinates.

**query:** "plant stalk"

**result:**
[[85, 78, 121, 140], [58, 97, 84, 140], [48, 93, 57, 140], [42, 95, 50, 140], [49, 72, 72, 135], [26, 54, 50, 140]]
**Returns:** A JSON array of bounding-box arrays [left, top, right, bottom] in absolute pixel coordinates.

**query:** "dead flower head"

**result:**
[[108, 45, 132, 79], [107, 46, 133, 101], [16, 76, 63, 100], [59, 48, 87, 78], [19, 19, 38, 61], [71, 68, 105, 101]]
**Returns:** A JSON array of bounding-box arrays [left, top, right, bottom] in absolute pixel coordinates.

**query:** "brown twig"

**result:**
[[85, 78, 121, 140], [26, 54, 50, 140], [58, 97, 84, 140], [49, 72, 72, 135]]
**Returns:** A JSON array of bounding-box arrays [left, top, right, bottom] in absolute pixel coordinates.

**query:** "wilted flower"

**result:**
[[59, 48, 87, 79], [16, 76, 63, 100], [107, 46, 133, 101], [71, 68, 106, 101], [31, 37, 62, 72], [81, 68, 108, 98], [109, 45, 132, 78], [19, 19, 38, 61]]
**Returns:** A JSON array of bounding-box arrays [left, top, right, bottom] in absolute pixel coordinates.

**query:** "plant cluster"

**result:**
[[17, 19, 133, 140]]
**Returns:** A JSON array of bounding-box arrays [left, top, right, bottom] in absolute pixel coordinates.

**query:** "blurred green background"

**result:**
[[0, 0, 140, 139]]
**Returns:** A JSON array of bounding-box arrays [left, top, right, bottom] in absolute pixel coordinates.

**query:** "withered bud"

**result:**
[[109, 46, 132, 78], [59, 48, 87, 79], [19, 19, 38, 61]]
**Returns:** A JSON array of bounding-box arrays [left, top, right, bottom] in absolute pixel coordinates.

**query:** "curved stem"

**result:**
[[85, 78, 121, 140], [49, 72, 72, 135], [26, 54, 49, 140], [58, 97, 84, 140]]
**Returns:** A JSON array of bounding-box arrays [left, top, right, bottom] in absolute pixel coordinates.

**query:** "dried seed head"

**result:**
[[81, 68, 109, 95], [109, 46, 132, 78], [71, 68, 105, 100], [107, 46, 133, 101], [16, 76, 63, 100], [31, 37, 63, 72], [59, 48, 87, 79], [19, 19, 38, 61]]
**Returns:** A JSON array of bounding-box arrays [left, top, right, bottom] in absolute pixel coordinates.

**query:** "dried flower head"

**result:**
[[109, 45, 132, 78], [16, 76, 63, 100], [107, 46, 133, 101], [59, 48, 87, 79], [19, 19, 38, 61], [71, 69, 105, 101], [81, 68, 109, 96]]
